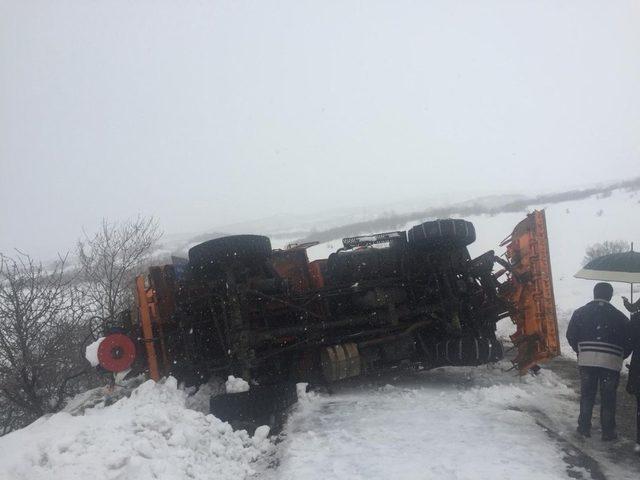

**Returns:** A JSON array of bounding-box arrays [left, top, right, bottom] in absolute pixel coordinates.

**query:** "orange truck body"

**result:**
[[131, 210, 560, 381]]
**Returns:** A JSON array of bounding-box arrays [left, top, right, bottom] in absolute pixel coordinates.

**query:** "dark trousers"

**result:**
[[578, 366, 620, 435]]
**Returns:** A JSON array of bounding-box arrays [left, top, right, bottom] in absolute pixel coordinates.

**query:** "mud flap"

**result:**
[[499, 210, 561, 373], [209, 383, 298, 435]]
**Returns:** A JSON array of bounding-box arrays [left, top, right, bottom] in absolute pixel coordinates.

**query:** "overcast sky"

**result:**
[[1, 0, 639, 259]]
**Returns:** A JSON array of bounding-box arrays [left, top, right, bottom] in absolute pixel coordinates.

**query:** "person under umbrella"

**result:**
[[573, 245, 640, 447]]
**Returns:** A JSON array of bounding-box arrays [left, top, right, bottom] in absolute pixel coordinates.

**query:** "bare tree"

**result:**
[[583, 240, 630, 265], [77, 216, 161, 325], [0, 252, 90, 427], [0, 396, 22, 435]]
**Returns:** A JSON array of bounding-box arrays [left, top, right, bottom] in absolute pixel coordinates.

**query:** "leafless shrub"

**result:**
[[0, 252, 91, 430], [77, 216, 161, 327], [583, 240, 630, 266]]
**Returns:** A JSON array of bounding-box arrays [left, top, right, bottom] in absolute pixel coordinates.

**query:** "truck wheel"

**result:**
[[407, 219, 476, 248], [189, 235, 272, 276]]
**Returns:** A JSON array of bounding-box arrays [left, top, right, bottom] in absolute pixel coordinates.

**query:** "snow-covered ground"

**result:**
[[270, 364, 638, 480], [3, 363, 637, 479], [0, 378, 274, 480], [1, 187, 639, 479]]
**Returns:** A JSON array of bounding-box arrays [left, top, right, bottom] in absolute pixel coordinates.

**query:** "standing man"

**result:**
[[566, 282, 631, 441]]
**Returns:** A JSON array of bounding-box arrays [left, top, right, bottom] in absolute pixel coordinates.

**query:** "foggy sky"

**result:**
[[1, 0, 639, 259]]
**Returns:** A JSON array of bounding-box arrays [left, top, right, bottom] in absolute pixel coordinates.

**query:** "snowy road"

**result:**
[[266, 364, 639, 480], [2, 360, 637, 480]]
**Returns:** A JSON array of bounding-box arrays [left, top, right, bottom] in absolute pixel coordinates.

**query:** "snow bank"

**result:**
[[0, 377, 273, 480], [225, 375, 250, 393], [84, 337, 104, 367], [185, 378, 225, 414]]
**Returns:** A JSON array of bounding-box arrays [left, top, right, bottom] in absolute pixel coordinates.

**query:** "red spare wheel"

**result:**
[[97, 333, 136, 372]]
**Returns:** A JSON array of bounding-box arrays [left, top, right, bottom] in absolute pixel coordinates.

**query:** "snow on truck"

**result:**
[[93, 211, 560, 432]]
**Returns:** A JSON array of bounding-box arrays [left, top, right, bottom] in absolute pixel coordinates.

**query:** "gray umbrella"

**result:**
[[574, 244, 640, 301]]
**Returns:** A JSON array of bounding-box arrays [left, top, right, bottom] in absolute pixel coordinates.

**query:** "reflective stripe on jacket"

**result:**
[[578, 341, 624, 371], [566, 299, 631, 372]]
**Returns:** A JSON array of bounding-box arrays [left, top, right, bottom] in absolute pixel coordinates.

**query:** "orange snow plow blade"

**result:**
[[499, 210, 560, 373]]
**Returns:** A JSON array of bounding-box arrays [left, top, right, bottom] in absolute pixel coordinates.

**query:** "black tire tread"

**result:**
[[407, 219, 476, 248], [188, 234, 272, 269]]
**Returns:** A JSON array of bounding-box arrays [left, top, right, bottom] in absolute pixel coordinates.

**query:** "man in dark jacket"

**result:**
[[566, 282, 631, 440]]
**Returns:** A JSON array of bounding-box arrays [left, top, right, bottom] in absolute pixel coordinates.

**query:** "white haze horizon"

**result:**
[[2, 1, 640, 259]]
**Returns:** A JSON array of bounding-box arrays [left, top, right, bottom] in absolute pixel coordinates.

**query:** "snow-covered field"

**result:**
[[1, 187, 639, 479]]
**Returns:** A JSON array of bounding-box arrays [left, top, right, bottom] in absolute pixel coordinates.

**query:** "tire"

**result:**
[[407, 219, 475, 248], [188, 235, 272, 276]]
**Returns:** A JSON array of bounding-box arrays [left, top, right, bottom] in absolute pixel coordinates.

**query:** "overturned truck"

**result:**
[[96, 211, 560, 431]]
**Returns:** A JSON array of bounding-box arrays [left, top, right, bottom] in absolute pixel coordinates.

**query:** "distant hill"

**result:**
[[159, 176, 640, 256]]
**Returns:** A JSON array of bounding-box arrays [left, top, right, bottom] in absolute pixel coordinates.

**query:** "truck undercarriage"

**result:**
[[96, 211, 560, 432]]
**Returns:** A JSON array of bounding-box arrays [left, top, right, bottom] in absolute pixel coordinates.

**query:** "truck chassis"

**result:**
[[96, 211, 560, 431]]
